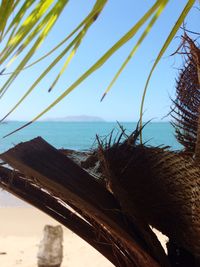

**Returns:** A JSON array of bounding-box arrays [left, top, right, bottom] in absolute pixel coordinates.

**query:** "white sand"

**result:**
[[0, 207, 114, 267]]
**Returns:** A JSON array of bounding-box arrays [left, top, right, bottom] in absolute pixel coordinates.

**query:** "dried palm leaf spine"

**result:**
[[183, 35, 200, 162], [171, 34, 200, 158]]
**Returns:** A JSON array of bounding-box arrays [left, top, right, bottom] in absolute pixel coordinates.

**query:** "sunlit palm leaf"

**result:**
[[0, 0, 107, 122], [0, 0, 16, 41], [0, 0, 55, 63], [2, 0, 68, 72], [0, 0, 68, 98], [48, 0, 107, 92], [139, 0, 195, 142], [1, 1, 107, 76], [0, 34, 82, 122], [2, 0, 35, 40]]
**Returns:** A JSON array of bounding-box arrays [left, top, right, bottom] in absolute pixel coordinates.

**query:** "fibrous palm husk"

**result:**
[[171, 34, 200, 159], [97, 130, 200, 264]]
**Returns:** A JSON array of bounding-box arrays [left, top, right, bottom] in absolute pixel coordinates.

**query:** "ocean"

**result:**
[[0, 121, 182, 206]]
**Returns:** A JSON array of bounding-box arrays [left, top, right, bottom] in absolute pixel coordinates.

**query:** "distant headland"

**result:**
[[42, 115, 105, 122]]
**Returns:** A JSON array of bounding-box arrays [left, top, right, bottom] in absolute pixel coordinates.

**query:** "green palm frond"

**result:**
[[0, 0, 68, 98], [1, 0, 56, 63], [2, 0, 35, 40], [0, 0, 108, 123], [100, 0, 168, 101], [0, 0, 196, 137], [1, 1, 107, 75], [0, 0, 16, 41]]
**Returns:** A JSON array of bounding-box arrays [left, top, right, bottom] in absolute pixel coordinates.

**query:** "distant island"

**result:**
[[43, 115, 105, 122]]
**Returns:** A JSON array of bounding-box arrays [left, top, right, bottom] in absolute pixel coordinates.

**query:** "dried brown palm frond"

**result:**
[[97, 130, 200, 264], [0, 137, 166, 267], [171, 33, 200, 158]]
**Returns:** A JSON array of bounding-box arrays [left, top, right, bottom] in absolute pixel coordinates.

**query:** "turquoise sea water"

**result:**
[[0, 121, 182, 206], [0, 121, 182, 153]]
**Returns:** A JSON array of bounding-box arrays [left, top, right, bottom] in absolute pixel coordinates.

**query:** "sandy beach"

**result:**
[[0, 206, 168, 267], [0, 207, 114, 267]]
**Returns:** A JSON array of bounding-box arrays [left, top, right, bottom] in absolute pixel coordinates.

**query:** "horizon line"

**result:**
[[4, 119, 171, 123]]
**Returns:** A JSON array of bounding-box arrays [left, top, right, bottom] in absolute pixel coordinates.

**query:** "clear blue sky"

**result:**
[[0, 0, 199, 122]]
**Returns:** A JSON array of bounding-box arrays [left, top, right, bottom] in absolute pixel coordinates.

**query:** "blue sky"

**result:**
[[0, 0, 199, 122]]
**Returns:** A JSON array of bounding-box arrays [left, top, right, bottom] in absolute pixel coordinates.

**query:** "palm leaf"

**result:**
[[1, 0, 107, 75], [2, 0, 35, 40], [0, 0, 107, 122], [0, 0, 68, 97], [0, 0, 55, 63], [1, 0, 68, 72], [48, 0, 108, 92], [0, 0, 16, 41], [0, 33, 82, 122], [100, 0, 168, 101]]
